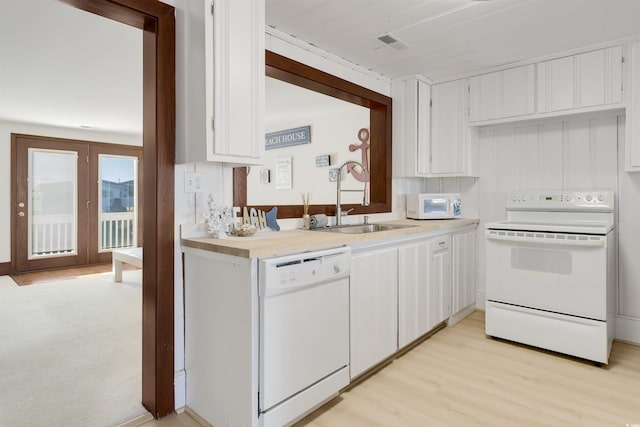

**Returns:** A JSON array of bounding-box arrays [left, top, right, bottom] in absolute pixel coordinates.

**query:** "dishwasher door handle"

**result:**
[[261, 275, 348, 298]]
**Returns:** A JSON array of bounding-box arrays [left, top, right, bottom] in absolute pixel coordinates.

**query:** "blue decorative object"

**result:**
[[266, 207, 280, 231], [265, 125, 311, 150]]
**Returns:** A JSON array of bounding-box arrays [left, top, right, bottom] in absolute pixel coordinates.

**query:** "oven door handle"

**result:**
[[486, 231, 606, 247]]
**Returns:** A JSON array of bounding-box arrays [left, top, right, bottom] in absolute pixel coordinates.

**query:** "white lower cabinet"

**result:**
[[430, 235, 452, 327], [398, 241, 431, 348], [349, 245, 398, 379], [450, 226, 477, 325], [398, 234, 451, 349]]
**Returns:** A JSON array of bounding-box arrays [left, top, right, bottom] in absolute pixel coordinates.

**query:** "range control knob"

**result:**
[[598, 194, 605, 202], [564, 194, 572, 202], [585, 194, 593, 202]]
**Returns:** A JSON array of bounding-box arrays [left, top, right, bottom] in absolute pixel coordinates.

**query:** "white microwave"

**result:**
[[406, 193, 461, 219]]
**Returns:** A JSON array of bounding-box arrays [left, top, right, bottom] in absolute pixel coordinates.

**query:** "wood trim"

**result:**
[[233, 51, 393, 218], [59, 0, 175, 418], [10, 133, 143, 268], [11, 134, 91, 273], [0, 262, 10, 276]]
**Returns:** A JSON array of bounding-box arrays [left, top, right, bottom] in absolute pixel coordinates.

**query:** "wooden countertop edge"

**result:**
[[181, 218, 479, 259]]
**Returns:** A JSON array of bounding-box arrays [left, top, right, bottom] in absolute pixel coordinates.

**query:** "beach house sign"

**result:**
[[265, 125, 311, 150]]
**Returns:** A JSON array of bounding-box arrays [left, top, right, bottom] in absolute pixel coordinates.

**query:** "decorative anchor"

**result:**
[[347, 128, 370, 183]]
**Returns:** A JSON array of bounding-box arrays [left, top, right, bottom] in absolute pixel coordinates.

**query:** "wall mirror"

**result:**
[[233, 50, 392, 219]]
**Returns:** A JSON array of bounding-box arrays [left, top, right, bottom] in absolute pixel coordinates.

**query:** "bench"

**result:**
[[112, 247, 143, 282]]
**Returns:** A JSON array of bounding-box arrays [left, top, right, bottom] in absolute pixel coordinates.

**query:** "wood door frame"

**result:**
[[59, 0, 175, 418], [11, 134, 144, 270], [11, 134, 91, 272]]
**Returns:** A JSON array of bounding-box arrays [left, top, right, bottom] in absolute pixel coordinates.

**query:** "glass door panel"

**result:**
[[28, 148, 78, 259], [98, 154, 138, 251]]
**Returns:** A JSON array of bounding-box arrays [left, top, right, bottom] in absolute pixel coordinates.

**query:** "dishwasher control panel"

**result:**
[[259, 247, 351, 296]]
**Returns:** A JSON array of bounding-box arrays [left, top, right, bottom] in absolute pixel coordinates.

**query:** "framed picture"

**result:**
[[275, 157, 292, 190]]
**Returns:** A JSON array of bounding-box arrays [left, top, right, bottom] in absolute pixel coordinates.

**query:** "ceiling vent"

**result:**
[[376, 33, 410, 50]]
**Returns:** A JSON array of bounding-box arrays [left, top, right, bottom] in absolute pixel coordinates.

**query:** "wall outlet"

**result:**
[[185, 172, 203, 193]]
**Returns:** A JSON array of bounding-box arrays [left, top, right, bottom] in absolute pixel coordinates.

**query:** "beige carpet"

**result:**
[[0, 270, 146, 427]]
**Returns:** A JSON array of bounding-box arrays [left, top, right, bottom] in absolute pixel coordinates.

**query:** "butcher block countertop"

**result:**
[[181, 218, 479, 259]]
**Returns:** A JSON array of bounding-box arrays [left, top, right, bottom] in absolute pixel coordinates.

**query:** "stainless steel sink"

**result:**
[[311, 223, 416, 234]]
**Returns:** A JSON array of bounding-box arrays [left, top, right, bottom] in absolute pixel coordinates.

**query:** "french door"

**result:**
[[12, 134, 142, 273]]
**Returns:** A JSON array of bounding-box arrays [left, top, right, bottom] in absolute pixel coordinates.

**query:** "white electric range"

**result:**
[[484, 190, 616, 364]]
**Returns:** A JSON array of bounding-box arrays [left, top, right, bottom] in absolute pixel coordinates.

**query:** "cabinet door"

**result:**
[[398, 241, 431, 348], [537, 56, 574, 112], [452, 228, 476, 316], [392, 77, 430, 177], [500, 65, 535, 118], [538, 46, 622, 113], [209, 0, 265, 164], [470, 72, 499, 121], [576, 46, 623, 107], [431, 236, 451, 326], [416, 80, 431, 175], [629, 42, 640, 171], [431, 80, 467, 175], [350, 247, 398, 379], [469, 65, 534, 122]]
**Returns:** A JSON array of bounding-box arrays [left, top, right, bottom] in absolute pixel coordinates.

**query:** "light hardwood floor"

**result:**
[[297, 311, 640, 426], [139, 311, 640, 427]]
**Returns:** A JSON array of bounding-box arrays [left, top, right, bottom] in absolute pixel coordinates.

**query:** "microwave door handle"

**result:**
[[486, 232, 606, 248]]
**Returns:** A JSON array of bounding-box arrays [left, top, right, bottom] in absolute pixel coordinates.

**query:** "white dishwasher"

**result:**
[[258, 246, 351, 427]]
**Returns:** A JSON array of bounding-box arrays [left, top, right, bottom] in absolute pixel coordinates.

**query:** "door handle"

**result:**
[[18, 202, 25, 208], [18, 212, 25, 217]]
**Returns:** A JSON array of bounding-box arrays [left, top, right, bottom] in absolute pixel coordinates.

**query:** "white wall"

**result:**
[[471, 112, 640, 341], [249, 107, 370, 205], [0, 120, 141, 263]]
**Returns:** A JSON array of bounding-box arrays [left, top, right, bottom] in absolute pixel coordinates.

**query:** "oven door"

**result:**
[[485, 229, 609, 320]]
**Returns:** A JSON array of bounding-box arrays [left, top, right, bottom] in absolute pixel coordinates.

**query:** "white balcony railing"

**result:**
[[30, 212, 136, 257], [31, 214, 74, 257], [100, 212, 136, 251]]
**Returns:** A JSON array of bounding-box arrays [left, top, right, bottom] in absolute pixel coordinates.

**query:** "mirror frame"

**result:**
[[233, 50, 392, 219]]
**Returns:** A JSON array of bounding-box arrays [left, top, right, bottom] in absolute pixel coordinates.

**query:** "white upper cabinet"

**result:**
[[431, 79, 477, 177], [469, 64, 535, 122], [537, 46, 623, 113], [392, 76, 431, 177], [208, 0, 264, 164], [178, 0, 265, 165]]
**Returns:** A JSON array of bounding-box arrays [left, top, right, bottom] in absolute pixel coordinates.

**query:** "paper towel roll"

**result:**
[[309, 214, 328, 229]]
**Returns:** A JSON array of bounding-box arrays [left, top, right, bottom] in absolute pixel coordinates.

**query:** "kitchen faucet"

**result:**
[[335, 160, 369, 225]]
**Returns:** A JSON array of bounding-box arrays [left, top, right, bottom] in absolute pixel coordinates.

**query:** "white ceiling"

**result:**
[[2, 0, 639, 135], [266, 0, 640, 81], [0, 0, 142, 134]]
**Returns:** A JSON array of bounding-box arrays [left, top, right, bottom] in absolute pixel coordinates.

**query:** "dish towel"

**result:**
[[309, 214, 329, 229]]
